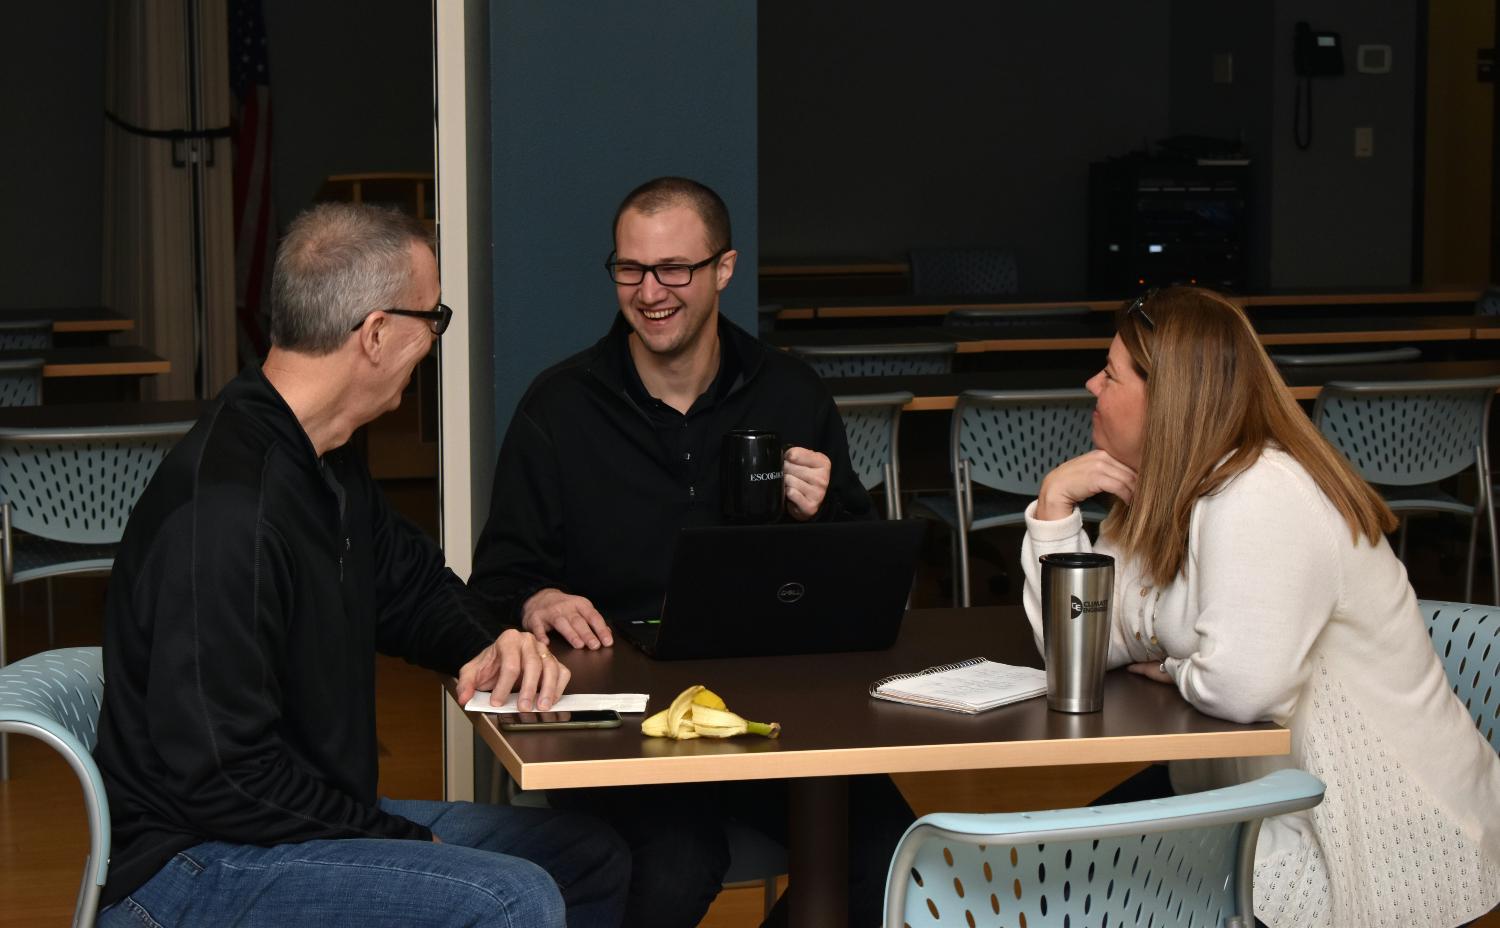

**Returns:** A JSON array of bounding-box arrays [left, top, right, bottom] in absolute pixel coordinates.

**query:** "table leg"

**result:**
[[788, 775, 849, 928]]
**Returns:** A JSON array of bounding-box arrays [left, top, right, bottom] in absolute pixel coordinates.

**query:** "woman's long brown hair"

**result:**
[[1103, 287, 1397, 585]]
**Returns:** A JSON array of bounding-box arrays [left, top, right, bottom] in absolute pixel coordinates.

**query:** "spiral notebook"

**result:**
[[870, 657, 1048, 714]]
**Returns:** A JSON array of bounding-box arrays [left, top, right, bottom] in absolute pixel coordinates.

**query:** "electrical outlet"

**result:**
[[1354, 127, 1374, 158], [1213, 53, 1234, 84]]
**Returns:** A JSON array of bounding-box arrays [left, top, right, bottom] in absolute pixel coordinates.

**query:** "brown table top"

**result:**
[[458, 607, 1287, 791], [0, 346, 170, 378], [770, 315, 1486, 355], [824, 359, 1500, 410], [775, 289, 1483, 321], [0, 306, 134, 333], [0, 399, 206, 431]]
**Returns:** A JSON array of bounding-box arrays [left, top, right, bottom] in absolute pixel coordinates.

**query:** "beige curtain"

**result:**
[[104, 0, 238, 400]]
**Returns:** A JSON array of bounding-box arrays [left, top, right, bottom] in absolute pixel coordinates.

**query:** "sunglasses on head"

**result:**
[[1126, 290, 1157, 330]]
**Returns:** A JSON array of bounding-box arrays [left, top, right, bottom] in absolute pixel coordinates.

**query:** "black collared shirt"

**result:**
[[470, 314, 872, 624], [619, 321, 744, 506]]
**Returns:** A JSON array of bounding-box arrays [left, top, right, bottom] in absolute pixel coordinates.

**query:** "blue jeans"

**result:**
[[98, 798, 630, 928]]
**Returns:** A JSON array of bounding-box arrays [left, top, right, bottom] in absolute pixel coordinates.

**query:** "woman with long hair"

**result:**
[[1021, 287, 1499, 926]]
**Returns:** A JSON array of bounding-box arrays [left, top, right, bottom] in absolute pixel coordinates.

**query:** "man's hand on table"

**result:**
[[783, 446, 830, 521], [456, 628, 570, 711], [522, 587, 613, 650]]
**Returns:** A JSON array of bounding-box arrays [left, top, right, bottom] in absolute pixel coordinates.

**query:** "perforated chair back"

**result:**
[[0, 358, 44, 407], [0, 422, 194, 545], [1476, 286, 1500, 317], [834, 392, 912, 517], [943, 305, 1094, 328], [1311, 378, 1500, 486], [0, 647, 109, 927], [0, 319, 54, 352], [953, 389, 1095, 496], [789, 342, 956, 378], [1271, 346, 1422, 367], [884, 769, 1325, 928], [910, 248, 1019, 296], [1419, 599, 1500, 754]]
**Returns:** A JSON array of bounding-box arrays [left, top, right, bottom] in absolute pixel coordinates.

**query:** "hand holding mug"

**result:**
[[782, 446, 830, 521], [1036, 450, 1138, 521]]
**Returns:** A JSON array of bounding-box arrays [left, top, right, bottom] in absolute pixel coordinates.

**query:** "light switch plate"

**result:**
[[1357, 44, 1392, 74], [1355, 127, 1374, 158]]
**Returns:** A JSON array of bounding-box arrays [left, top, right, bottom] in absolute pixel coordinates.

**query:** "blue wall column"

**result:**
[[486, 2, 758, 447]]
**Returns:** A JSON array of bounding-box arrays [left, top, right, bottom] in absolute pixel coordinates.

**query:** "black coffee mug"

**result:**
[[721, 429, 784, 524]]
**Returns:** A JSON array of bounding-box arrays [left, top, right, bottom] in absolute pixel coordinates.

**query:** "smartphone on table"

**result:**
[[496, 710, 622, 731]]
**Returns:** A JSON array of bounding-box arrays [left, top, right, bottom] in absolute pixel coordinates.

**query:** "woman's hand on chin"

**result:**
[[1035, 450, 1139, 520]]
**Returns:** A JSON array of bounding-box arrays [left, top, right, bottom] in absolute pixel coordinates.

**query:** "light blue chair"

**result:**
[[943, 305, 1094, 329], [909, 388, 1106, 606], [1270, 346, 1421, 366], [0, 357, 44, 407], [835, 391, 913, 519], [0, 318, 54, 351], [0, 420, 193, 778], [0, 647, 109, 927], [884, 768, 1326, 928], [1313, 377, 1500, 605], [788, 342, 957, 379], [909, 248, 1019, 296], [1419, 599, 1500, 753]]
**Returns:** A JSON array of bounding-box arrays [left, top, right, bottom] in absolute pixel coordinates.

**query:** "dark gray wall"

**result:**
[[1266, 0, 1418, 288], [263, 0, 434, 225], [1168, 0, 1276, 289], [1, 1, 105, 307], [758, 0, 1172, 296], [487, 2, 758, 443]]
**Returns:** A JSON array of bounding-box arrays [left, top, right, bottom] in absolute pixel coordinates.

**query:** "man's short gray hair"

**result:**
[[270, 203, 434, 354]]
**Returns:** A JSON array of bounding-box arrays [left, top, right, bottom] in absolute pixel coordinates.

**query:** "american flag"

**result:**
[[230, 0, 273, 363]]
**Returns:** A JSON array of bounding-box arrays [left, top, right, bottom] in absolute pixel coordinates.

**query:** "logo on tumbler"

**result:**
[[776, 582, 805, 604], [1069, 594, 1107, 618], [748, 470, 783, 482]]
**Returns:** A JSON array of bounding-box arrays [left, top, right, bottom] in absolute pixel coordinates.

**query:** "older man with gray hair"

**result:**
[[93, 203, 629, 928]]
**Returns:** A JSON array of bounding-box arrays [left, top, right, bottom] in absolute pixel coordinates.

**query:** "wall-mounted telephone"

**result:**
[[1294, 22, 1344, 77], [1293, 22, 1343, 150]]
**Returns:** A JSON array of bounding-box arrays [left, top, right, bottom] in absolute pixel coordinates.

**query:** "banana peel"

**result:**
[[641, 685, 780, 740]]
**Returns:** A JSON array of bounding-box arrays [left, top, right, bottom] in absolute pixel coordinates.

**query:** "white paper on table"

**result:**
[[464, 692, 650, 714]]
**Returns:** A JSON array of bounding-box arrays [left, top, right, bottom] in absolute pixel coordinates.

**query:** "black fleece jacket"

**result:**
[[94, 366, 499, 907], [469, 314, 872, 624]]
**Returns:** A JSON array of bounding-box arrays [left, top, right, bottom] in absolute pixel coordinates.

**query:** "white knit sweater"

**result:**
[[1021, 448, 1500, 927]]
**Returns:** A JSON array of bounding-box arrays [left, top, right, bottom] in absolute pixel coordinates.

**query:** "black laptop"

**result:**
[[617, 519, 925, 660]]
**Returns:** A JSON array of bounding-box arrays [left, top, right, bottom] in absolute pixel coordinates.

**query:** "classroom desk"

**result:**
[[769, 315, 1486, 355], [0, 346, 170, 378], [823, 358, 1500, 411], [453, 606, 1286, 927], [773, 289, 1483, 323], [0, 307, 134, 334]]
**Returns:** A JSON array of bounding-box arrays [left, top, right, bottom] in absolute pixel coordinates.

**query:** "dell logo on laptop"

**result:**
[[776, 582, 805, 604]]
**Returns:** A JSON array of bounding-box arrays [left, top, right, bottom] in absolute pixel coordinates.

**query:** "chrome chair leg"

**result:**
[[1467, 508, 1480, 604], [45, 578, 55, 647], [1, 588, 8, 780]]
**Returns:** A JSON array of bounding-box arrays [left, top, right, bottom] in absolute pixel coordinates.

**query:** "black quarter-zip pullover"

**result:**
[[469, 314, 872, 623], [94, 366, 499, 906]]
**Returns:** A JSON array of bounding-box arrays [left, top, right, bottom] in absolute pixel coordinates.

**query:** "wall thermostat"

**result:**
[[1357, 44, 1392, 74]]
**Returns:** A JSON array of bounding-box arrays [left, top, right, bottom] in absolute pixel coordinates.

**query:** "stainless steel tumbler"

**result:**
[[1040, 552, 1115, 713]]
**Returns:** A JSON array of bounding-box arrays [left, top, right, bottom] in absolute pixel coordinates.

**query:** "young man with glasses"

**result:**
[[469, 177, 914, 928], [94, 203, 628, 928]]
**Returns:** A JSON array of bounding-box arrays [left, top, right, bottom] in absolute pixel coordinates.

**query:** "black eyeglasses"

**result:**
[[604, 249, 727, 287], [1125, 290, 1157, 330], [350, 303, 453, 336]]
